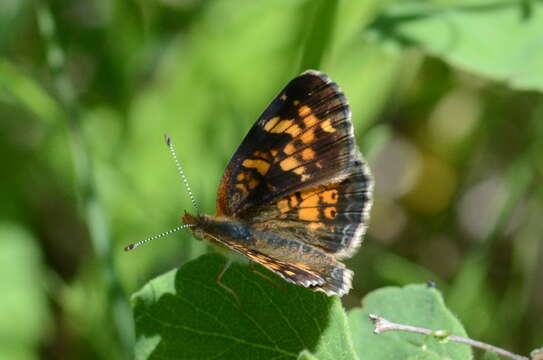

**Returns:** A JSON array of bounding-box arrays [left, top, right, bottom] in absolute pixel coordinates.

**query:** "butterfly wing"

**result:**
[[197, 219, 353, 296], [215, 70, 372, 260], [249, 159, 371, 259], [229, 240, 353, 296], [216, 70, 366, 218]]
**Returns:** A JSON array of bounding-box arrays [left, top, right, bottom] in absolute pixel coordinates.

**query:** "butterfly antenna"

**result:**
[[164, 134, 200, 214], [124, 224, 194, 251]]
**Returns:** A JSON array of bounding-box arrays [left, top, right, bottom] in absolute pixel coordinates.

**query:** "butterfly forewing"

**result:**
[[216, 70, 363, 218]]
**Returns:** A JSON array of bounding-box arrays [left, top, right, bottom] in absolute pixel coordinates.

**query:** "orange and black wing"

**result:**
[[216, 70, 369, 223], [249, 160, 371, 260]]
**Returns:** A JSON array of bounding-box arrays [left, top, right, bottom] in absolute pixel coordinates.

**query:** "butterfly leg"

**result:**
[[248, 262, 286, 292], [215, 259, 242, 308]]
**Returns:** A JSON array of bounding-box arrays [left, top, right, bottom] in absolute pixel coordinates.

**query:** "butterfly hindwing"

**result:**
[[248, 158, 371, 259], [216, 70, 362, 218], [202, 220, 353, 295]]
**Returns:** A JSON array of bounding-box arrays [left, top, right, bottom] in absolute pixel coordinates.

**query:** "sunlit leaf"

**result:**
[[369, 1, 543, 91], [348, 284, 472, 359], [132, 254, 358, 360]]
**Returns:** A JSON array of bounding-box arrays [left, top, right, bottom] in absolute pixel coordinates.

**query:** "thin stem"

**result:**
[[369, 314, 529, 360]]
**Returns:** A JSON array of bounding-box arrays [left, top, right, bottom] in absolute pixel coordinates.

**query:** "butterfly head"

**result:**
[[181, 212, 223, 243], [182, 212, 204, 239], [182, 211, 251, 250]]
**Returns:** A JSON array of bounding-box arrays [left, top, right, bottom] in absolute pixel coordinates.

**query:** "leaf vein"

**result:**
[[139, 311, 298, 358]]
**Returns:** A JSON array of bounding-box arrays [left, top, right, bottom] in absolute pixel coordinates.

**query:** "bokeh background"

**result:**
[[1, 0, 541, 359]]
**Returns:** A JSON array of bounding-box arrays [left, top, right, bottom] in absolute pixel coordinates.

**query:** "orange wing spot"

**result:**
[[277, 199, 290, 214], [298, 105, 312, 117], [293, 166, 306, 176], [250, 254, 268, 263], [285, 124, 302, 137], [320, 119, 336, 133], [321, 189, 339, 204], [308, 222, 326, 231], [264, 116, 280, 131], [300, 194, 319, 207], [316, 161, 323, 169], [242, 158, 271, 176], [300, 128, 316, 144], [284, 270, 295, 276], [235, 183, 248, 196], [252, 151, 272, 161], [293, 168, 311, 182], [266, 262, 281, 270], [270, 119, 294, 134], [303, 114, 319, 128], [301, 148, 315, 161], [291, 262, 314, 272], [284, 143, 297, 155], [279, 157, 300, 171], [236, 172, 246, 181], [298, 208, 320, 221], [248, 178, 259, 189], [270, 149, 278, 157], [289, 194, 299, 207], [300, 188, 320, 200], [324, 207, 337, 219]]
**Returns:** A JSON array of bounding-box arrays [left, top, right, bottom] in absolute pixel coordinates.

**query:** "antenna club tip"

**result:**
[[124, 244, 135, 251], [164, 134, 172, 146]]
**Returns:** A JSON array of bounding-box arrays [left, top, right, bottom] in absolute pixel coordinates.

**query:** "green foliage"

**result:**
[[0, 223, 50, 360], [133, 256, 476, 359], [369, 0, 543, 91], [349, 284, 472, 360], [133, 254, 357, 360]]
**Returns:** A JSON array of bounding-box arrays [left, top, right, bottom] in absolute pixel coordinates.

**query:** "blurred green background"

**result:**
[[0, 0, 541, 359]]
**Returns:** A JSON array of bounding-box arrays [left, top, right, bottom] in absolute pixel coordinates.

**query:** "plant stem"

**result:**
[[35, 2, 133, 357], [298, 0, 338, 72], [369, 314, 529, 360]]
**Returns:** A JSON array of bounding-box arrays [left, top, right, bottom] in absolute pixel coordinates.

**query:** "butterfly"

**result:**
[[180, 70, 373, 296]]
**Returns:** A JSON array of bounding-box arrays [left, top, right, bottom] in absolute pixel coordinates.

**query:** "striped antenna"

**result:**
[[164, 134, 200, 213], [124, 224, 194, 251]]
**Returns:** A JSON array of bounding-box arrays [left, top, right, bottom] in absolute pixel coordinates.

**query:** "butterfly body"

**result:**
[[183, 70, 372, 296], [184, 212, 352, 293]]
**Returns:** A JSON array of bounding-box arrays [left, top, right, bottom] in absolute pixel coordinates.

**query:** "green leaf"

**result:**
[[132, 254, 358, 360], [481, 350, 500, 360], [297, 350, 319, 360], [368, 1, 543, 92], [0, 222, 50, 359], [0, 59, 64, 125], [298, 0, 339, 72], [348, 284, 472, 359]]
